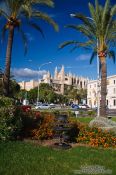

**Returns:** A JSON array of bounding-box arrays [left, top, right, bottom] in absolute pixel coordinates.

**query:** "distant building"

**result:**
[[87, 75, 116, 109], [18, 80, 38, 91], [18, 65, 88, 94]]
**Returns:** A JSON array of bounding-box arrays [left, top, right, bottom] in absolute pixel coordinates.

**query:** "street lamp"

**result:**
[[37, 61, 52, 104], [70, 14, 100, 117], [85, 17, 100, 117], [96, 39, 100, 117]]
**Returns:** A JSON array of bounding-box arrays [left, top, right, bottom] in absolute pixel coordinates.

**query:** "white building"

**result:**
[[87, 75, 116, 109], [18, 80, 38, 91]]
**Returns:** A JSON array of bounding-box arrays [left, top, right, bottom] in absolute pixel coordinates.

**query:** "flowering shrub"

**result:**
[[32, 114, 55, 140], [77, 124, 116, 148], [0, 104, 42, 140]]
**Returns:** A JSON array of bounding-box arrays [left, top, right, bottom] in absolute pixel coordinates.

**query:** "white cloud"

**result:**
[[12, 68, 47, 81], [76, 54, 91, 61]]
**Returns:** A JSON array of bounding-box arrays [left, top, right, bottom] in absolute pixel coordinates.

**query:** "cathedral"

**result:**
[[41, 65, 89, 94], [19, 65, 88, 94]]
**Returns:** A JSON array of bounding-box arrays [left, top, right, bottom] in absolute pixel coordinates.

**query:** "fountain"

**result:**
[[53, 114, 79, 149]]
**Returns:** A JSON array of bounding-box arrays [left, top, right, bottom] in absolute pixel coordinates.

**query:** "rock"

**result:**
[[89, 117, 116, 134]]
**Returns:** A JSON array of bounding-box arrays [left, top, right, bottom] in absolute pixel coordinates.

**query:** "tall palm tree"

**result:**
[[59, 0, 116, 117], [0, 0, 58, 96]]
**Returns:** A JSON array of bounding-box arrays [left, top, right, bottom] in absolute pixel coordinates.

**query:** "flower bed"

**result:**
[[77, 123, 116, 148]]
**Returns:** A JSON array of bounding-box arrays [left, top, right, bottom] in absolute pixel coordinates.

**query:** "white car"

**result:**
[[35, 103, 51, 109], [49, 103, 55, 108], [79, 104, 89, 109]]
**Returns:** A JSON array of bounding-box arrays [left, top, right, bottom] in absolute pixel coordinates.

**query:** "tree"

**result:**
[[64, 86, 87, 104], [59, 0, 116, 117], [0, 0, 58, 97], [26, 83, 57, 103]]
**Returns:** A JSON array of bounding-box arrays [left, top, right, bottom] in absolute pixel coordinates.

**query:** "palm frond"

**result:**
[[88, 2, 96, 21], [32, 11, 59, 31], [20, 4, 32, 18], [1, 25, 7, 43], [59, 41, 79, 49], [28, 21, 44, 38], [0, 8, 9, 19], [6, 0, 22, 17], [78, 40, 95, 49], [17, 26, 28, 55], [31, 0, 54, 7], [72, 13, 96, 34], [65, 24, 96, 41], [102, 0, 110, 24], [108, 50, 115, 63], [90, 51, 97, 64], [111, 4, 116, 16]]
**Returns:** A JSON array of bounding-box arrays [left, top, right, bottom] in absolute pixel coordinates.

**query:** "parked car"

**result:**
[[79, 104, 89, 109], [49, 103, 55, 108], [71, 104, 79, 109], [35, 103, 51, 109], [34, 102, 42, 106]]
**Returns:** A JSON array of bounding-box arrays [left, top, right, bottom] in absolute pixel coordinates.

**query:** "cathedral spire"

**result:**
[[54, 66, 58, 79], [61, 65, 64, 73]]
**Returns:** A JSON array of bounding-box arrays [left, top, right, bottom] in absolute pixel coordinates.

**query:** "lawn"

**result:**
[[0, 141, 116, 175], [75, 117, 94, 123], [74, 116, 116, 123]]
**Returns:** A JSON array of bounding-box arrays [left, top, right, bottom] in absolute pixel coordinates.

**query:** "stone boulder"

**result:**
[[89, 117, 116, 134]]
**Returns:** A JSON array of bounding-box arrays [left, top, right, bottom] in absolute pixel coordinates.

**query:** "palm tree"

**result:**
[[0, 0, 58, 96], [59, 0, 116, 117]]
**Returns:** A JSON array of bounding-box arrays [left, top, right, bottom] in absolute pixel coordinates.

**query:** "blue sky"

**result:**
[[0, 0, 116, 81]]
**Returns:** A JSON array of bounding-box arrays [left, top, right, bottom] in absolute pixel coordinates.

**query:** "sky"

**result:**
[[0, 0, 116, 81]]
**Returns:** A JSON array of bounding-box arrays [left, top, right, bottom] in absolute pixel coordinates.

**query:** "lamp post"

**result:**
[[37, 61, 52, 104], [96, 39, 100, 117], [70, 14, 100, 117], [85, 19, 100, 117]]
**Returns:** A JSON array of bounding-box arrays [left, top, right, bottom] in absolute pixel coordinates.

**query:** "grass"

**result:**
[[73, 116, 116, 124], [0, 141, 116, 175], [112, 117, 116, 122], [74, 117, 94, 123]]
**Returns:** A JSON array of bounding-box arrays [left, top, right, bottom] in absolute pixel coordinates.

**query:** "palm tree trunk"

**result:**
[[100, 57, 107, 117], [3, 25, 14, 97]]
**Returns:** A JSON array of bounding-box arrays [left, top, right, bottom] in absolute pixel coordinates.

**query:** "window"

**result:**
[[80, 81, 82, 88], [114, 99, 116, 106], [89, 100, 91, 106], [114, 80, 115, 84], [94, 84, 96, 87], [113, 88, 116, 94], [107, 100, 108, 106], [90, 85, 91, 88], [94, 100, 96, 105]]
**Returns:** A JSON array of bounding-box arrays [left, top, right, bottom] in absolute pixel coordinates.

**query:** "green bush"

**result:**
[[0, 107, 23, 140], [0, 96, 14, 107]]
